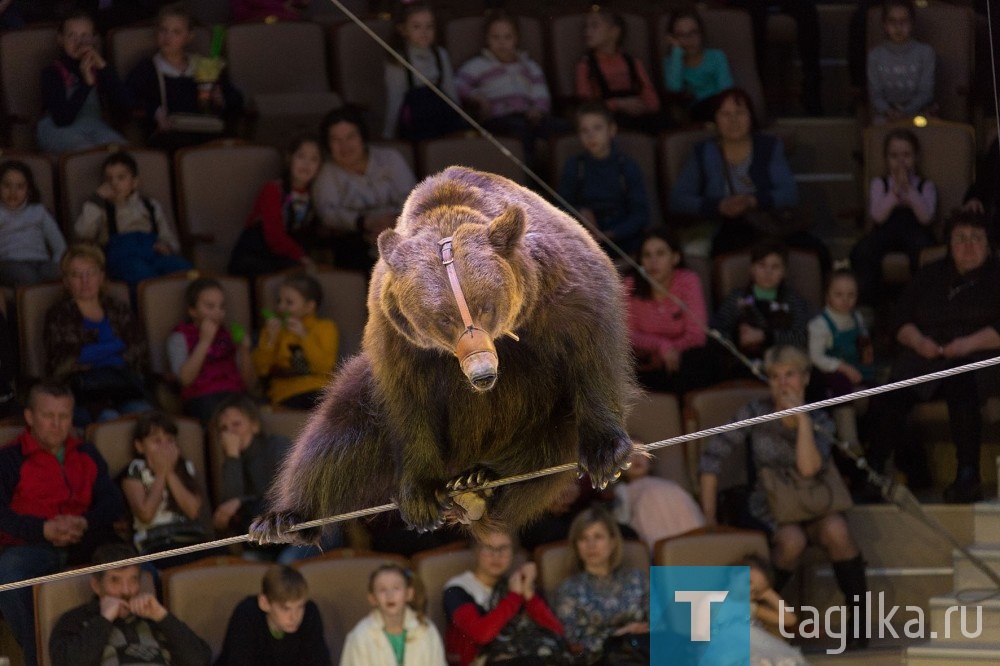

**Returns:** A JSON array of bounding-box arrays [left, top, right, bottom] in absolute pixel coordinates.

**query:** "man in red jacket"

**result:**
[[0, 381, 123, 666]]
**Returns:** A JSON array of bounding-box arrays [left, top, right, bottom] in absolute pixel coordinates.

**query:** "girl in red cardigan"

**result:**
[[625, 227, 711, 394]]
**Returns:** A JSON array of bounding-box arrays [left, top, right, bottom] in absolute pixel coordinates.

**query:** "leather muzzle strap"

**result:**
[[438, 237, 477, 335]]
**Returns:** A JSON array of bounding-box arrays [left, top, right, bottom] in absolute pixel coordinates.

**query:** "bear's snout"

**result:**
[[456, 328, 498, 392]]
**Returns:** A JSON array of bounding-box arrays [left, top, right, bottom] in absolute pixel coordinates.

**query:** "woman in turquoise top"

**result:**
[[663, 9, 733, 121]]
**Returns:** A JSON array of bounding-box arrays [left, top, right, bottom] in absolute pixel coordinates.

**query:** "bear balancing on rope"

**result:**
[[250, 166, 637, 543]]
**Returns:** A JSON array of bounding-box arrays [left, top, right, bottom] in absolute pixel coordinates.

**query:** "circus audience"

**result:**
[[699, 345, 869, 647], [575, 8, 663, 134], [383, 2, 466, 141], [216, 565, 331, 666], [625, 227, 709, 393], [662, 8, 733, 122], [44, 244, 153, 426], [342, 563, 445, 665], [444, 529, 570, 666], [867, 211, 1000, 503], [557, 102, 650, 257], [313, 106, 417, 274], [669, 88, 825, 264], [0, 159, 66, 288], [0, 382, 124, 666], [37, 11, 132, 154], [867, 0, 936, 123], [230, 135, 323, 281], [49, 542, 212, 666], [710, 238, 811, 379], [553, 507, 649, 664], [126, 3, 243, 151]]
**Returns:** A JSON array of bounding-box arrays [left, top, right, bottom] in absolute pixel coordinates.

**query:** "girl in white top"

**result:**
[[340, 563, 446, 666]]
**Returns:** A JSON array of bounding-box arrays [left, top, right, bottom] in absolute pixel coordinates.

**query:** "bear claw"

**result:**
[[249, 510, 320, 545]]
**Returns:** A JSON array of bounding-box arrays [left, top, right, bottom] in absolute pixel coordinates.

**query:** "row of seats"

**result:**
[[30, 527, 770, 666], [0, 2, 977, 149], [0, 116, 977, 280]]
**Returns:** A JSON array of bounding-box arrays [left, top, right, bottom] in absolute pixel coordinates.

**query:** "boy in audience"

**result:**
[[74, 151, 191, 290], [216, 565, 331, 666], [556, 101, 650, 258], [867, 0, 935, 123], [49, 542, 211, 666]]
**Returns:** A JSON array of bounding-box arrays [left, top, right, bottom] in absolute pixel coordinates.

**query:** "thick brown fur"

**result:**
[[251, 167, 638, 544]]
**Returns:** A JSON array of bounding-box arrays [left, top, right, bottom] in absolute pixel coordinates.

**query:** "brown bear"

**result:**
[[250, 166, 637, 543]]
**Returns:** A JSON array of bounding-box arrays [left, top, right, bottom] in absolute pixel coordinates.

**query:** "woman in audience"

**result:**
[[669, 88, 826, 265], [625, 227, 709, 393], [867, 211, 1000, 503], [553, 507, 649, 664], [126, 3, 243, 151], [383, 2, 466, 141], [850, 127, 936, 306], [211, 394, 342, 562], [699, 345, 868, 646], [230, 135, 323, 281], [313, 106, 416, 274], [444, 528, 570, 666], [43, 244, 152, 426], [455, 10, 565, 168], [575, 8, 663, 135], [0, 160, 66, 288], [37, 11, 132, 154], [710, 238, 811, 380], [662, 8, 733, 122]]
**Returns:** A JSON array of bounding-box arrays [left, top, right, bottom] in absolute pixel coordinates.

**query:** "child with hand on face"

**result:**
[[167, 277, 255, 425], [341, 564, 446, 666], [663, 8, 733, 122], [0, 160, 66, 287], [252, 273, 338, 409], [216, 565, 331, 666], [74, 151, 191, 291]]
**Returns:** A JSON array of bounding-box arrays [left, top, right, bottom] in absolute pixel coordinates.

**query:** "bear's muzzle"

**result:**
[[456, 327, 498, 391]]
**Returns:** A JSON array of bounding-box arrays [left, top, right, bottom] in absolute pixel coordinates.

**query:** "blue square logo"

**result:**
[[651, 566, 751, 665]]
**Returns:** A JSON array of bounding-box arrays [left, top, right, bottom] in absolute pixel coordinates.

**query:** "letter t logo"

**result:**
[[675, 590, 729, 641]]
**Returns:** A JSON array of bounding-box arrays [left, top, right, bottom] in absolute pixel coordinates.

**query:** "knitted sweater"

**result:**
[[866, 39, 936, 116], [313, 147, 416, 234], [455, 49, 551, 118], [624, 271, 707, 357], [0, 202, 66, 262]]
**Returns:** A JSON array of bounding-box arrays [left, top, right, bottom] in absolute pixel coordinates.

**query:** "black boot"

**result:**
[[772, 567, 794, 594], [832, 555, 868, 649]]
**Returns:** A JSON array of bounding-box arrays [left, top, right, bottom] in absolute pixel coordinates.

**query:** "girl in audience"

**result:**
[[313, 106, 416, 274], [662, 8, 733, 122], [126, 3, 243, 151], [710, 238, 811, 379], [743, 555, 807, 664], [553, 507, 649, 664], [37, 11, 131, 154], [613, 447, 705, 552], [807, 268, 874, 447], [383, 2, 466, 141], [122, 411, 207, 568], [867, 0, 935, 123], [167, 277, 255, 425], [575, 8, 663, 134], [850, 127, 936, 305], [341, 563, 445, 665], [455, 11, 565, 168], [230, 135, 323, 281], [211, 394, 342, 562], [252, 272, 338, 409], [0, 160, 66, 287], [625, 228, 709, 393], [44, 244, 152, 426], [444, 529, 571, 666]]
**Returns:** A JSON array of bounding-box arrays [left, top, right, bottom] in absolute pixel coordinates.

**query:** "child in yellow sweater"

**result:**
[[252, 273, 338, 408]]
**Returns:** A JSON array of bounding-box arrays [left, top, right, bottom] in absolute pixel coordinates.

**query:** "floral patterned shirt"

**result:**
[[553, 567, 648, 662]]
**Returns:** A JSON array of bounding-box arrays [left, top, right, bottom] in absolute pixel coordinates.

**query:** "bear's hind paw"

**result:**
[[249, 511, 321, 545], [579, 433, 634, 490]]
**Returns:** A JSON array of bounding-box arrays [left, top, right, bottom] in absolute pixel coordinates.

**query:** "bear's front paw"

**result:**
[[249, 511, 321, 545], [578, 431, 634, 490], [397, 483, 451, 533]]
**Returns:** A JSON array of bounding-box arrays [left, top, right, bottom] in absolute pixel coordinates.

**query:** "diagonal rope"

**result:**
[[2, 353, 999, 594]]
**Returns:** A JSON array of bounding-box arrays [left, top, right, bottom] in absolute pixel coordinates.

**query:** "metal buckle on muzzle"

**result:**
[[439, 237, 498, 391]]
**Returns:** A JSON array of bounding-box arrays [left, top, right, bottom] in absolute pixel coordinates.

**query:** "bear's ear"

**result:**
[[487, 206, 526, 256], [377, 229, 402, 269]]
